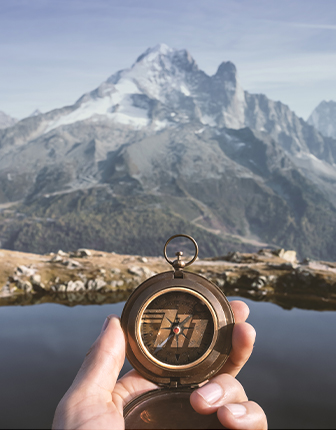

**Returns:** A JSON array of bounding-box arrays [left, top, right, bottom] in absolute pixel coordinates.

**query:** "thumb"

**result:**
[[72, 315, 126, 394]]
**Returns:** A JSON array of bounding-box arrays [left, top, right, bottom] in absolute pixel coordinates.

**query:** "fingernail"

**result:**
[[224, 403, 247, 417], [196, 382, 224, 405], [101, 317, 110, 333]]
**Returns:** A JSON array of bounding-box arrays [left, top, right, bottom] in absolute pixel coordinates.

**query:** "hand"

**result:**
[[52, 301, 267, 429]]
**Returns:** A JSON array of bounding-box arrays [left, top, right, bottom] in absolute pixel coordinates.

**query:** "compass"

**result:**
[[121, 234, 235, 429]]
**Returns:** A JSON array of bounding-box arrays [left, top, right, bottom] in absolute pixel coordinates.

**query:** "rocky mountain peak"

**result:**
[[29, 109, 42, 117], [215, 61, 237, 80], [135, 43, 174, 63], [308, 100, 336, 139], [0, 111, 18, 129]]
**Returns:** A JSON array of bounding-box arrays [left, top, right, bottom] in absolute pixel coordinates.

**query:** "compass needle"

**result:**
[[180, 314, 192, 327]]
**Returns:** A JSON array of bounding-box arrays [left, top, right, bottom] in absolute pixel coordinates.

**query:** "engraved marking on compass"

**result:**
[[143, 309, 208, 351], [189, 319, 208, 347], [151, 309, 177, 347], [142, 309, 165, 324]]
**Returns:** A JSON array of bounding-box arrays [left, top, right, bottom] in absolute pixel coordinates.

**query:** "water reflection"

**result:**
[[2, 287, 336, 311], [0, 299, 335, 429]]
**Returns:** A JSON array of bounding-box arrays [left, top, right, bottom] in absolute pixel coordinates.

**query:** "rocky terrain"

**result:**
[[1, 247, 336, 311]]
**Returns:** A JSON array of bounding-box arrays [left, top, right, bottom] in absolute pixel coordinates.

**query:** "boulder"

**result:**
[[138, 257, 148, 263], [62, 259, 81, 268], [67, 280, 85, 292], [78, 249, 91, 257], [16, 265, 36, 277], [274, 249, 297, 263], [31, 274, 41, 284], [30, 274, 46, 292], [71, 249, 92, 258], [225, 252, 242, 263], [49, 255, 63, 263], [0, 284, 12, 298], [142, 267, 157, 278], [128, 266, 144, 277], [17, 280, 33, 293], [128, 266, 156, 278], [87, 278, 106, 291]]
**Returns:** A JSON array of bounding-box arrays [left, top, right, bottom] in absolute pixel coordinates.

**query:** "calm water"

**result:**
[[0, 299, 335, 429]]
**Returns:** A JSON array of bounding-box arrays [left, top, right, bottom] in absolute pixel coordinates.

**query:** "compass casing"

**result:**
[[121, 270, 234, 387]]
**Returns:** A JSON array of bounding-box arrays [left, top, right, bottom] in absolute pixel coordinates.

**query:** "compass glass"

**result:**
[[139, 288, 216, 367]]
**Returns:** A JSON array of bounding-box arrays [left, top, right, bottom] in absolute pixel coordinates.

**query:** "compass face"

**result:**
[[137, 288, 217, 369]]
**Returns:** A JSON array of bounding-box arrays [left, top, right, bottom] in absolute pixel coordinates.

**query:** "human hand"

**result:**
[[52, 301, 266, 429]]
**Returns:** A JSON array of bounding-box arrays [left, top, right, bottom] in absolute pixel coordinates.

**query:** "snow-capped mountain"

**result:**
[[1, 44, 336, 259], [0, 111, 17, 129], [308, 100, 336, 139]]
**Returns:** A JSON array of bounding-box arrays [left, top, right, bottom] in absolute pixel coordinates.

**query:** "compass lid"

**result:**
[[123, 387, 226, 429]]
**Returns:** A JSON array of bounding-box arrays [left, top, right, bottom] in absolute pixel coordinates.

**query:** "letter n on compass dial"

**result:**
[[139, 290, 215, 368]]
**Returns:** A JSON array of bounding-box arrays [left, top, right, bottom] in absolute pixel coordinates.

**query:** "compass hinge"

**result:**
[[173, 269, 184, 278], [169, 378, 179, 388]]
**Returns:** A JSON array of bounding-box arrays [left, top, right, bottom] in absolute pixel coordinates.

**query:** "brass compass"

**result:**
[[121, 234, 235, 429]]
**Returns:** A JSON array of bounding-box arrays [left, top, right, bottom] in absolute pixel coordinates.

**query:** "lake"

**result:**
[[0, 298, 335, 429]]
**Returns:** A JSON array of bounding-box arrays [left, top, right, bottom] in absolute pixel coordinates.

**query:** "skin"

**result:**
[[52, 300, 267, 429]]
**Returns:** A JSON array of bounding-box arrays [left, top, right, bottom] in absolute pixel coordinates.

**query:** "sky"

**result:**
[[1, 0, 336, 120]]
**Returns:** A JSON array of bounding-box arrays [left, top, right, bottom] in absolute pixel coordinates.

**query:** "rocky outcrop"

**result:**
[[1, 247, 336, 310], [0, 248, 161, 299]]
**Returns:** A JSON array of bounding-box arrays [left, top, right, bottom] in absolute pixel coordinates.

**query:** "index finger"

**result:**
[[72, 315, 126, 394]]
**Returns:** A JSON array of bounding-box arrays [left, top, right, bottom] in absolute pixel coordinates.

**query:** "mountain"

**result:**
[[1, 44, 336, 259], [308, 100, 336, 139], [0, 111, 17, 129]]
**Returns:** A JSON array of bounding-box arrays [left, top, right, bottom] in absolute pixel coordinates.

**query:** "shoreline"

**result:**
[[1, 248, 336, 311]]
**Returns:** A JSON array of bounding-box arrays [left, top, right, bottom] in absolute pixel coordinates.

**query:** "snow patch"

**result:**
[[44, 78, 148, 133], [180, 85, 190, 96], [201, 114, 217, 127], [153, 119, 168, 131]]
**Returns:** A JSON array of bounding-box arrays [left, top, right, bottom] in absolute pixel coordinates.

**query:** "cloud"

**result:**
[[287, 22, 336, 31]]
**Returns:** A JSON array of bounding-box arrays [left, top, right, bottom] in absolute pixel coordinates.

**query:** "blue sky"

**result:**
[[1, 0, 336, 120]]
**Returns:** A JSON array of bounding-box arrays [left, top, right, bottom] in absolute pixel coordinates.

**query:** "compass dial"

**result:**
[[138, 288, 216, 368]]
